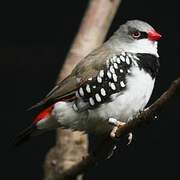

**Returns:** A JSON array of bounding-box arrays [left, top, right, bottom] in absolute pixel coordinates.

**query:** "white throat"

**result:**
[[107, 38, 159, 57], [128, 39, 159, 57]]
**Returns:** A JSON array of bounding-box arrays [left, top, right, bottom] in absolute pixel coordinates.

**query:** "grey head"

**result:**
[[107, 20, 161, 56]]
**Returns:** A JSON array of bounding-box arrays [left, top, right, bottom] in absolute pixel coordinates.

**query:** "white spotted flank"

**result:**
[[127, 69, 131, 73], [89, 97, 95, 106], [107, 71, 112, 79], [97, 76, 102, 83], [117, 57, 121, 64], [113, 62, 118, 69], [126, 56, 130, 65], [110, 65, 115, 74], [86, 84, 91, 93], [95, 93, 101, 102], [99, 70, 104, 78], [100, 88, 106, 96], [79, 87, 84, 96], [112, 73, 117, 82], [120, 81, 126, 87], [120, 55, 125, 62], [110, 82, 116, 90]]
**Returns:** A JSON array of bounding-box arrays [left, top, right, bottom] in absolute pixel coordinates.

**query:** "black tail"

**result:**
[[13, 124, 37, 146]]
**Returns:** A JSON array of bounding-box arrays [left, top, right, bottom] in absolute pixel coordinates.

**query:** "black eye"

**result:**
[[132, 31, 141, 39]]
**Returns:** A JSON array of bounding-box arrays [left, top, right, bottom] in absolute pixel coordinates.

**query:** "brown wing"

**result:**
[[28, 44, 113, 110]]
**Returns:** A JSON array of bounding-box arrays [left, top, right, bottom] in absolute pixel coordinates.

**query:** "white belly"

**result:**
[[52, 66, 155, 134], [86, 66, 155, 133]]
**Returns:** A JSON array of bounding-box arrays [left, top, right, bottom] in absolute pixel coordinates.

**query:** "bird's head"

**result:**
[[109, 20, 162, 56]]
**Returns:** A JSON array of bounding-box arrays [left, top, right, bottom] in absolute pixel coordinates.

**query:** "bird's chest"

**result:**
[[92, 67, 155, 122]]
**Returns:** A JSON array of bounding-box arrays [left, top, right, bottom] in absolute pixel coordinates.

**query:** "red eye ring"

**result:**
[[132, 31, 141, 39]]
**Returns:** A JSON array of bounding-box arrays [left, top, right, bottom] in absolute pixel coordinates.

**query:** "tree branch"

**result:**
[[55, 78, 180, 179]]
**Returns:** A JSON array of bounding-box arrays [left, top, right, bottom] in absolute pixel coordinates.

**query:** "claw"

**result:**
[[108, 118, 125, 138], [109, 117, 133, 145], [127, 132, 133, 145], [110, 126, 118, 138]]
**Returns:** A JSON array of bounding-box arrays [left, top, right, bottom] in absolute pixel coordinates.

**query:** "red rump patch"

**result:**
[[32, 104, 55, 124], [32, 96, 76, 124]]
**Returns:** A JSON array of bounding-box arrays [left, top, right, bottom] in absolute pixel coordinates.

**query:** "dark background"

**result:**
[[1, 0, 179, 179]]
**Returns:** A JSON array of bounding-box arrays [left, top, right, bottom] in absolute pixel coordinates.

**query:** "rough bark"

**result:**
[[43, 1, 121, 180]]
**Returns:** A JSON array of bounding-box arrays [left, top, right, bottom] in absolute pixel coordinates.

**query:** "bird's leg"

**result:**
[[108, 117, 133, 145]]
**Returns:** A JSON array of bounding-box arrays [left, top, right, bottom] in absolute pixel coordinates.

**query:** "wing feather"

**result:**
[[28, 45, 112, 110]]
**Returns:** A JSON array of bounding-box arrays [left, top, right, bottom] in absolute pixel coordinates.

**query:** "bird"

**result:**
[[14, 19, 161, 145]]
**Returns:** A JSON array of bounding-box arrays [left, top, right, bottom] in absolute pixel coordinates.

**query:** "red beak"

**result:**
[[148, 30, 162, 41]]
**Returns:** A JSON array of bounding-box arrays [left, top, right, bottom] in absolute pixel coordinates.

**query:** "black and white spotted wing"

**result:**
[[73, 52, 134, 112]]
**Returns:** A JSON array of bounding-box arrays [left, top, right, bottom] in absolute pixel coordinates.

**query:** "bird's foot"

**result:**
[[108, 117, 133, 145], [108, 118, 125, 138]]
